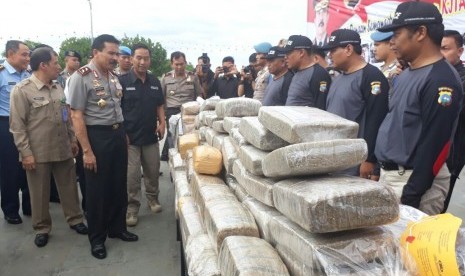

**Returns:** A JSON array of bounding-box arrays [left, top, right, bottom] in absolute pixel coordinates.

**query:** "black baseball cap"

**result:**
[[283, 35, 313, 53], [265, 46, 286, 60], [64, 50, 81, 61], [320, 29, 361, 50], [378, 1, 442, 32]]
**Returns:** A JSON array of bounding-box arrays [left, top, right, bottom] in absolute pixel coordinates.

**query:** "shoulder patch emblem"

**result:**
[[319, 81, 328, 93], [438, 87, 453, 107], [371, 81, 381, 95], [77, 66, 91, 76], [0, 64, 4, 71]]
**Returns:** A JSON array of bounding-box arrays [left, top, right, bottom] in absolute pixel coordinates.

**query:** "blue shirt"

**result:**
[[0, 60, 30, 116]]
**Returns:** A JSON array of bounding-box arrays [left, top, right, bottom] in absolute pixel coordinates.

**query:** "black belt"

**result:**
[[87, 123, 122, 130], [380, 162, 413, 171], [0, 116, 9, 121]]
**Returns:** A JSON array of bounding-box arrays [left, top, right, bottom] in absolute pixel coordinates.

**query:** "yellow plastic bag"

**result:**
[[193, 145, 223, 175], [178, 133, 200, 159]]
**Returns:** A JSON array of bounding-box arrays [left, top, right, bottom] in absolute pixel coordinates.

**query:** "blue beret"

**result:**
[[119, 46, 132, 56], [370, 31, 394, 42], [254, 42, 272, 54]]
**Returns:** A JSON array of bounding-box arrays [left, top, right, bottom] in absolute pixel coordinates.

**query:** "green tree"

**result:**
[[186, 62, 195, 72], [58, 37, 92, 68], [120, 35, 171, 77], [24, 40, 43, 50]]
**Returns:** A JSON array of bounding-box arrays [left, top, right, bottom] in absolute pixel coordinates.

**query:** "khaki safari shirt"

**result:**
[[161, 70, 202, 108], [9, 74, 76, 162]]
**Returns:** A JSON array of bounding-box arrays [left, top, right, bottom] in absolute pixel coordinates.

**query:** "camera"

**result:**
[[201, 64, 209, 73], [201, 53, 209, 73], [243, 65, 252, 74], [223, 66, 229, 74]]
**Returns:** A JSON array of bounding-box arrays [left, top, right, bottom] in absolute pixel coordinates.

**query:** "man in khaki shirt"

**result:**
[[160, 51, 202, 160], [9, 47, 87, 248]]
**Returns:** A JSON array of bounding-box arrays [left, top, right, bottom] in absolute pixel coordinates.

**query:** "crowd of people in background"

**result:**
[[0, 0, 464, 261]]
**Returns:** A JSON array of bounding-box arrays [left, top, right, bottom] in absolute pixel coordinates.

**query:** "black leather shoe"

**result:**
[[70, 223, 88, 235], [108, 230, 138, 242], [5, 215, 22, 224], [34, 233, 49, 247], [91, 243, 107, 259]]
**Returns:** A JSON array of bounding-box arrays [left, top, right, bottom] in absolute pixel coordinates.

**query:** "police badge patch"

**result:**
[[438, 87, 453, 107], [319, 81, 328, 93], [370, 81, 381, 95]]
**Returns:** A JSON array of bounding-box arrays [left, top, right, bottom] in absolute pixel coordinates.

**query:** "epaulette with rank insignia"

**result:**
[[77, 66, 92, 76], [0, 64, 4, 71]]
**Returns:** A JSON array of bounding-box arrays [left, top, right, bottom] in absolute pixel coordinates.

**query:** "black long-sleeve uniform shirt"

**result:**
[[375, 59, 463, 208], [327, 63, 389, 165]]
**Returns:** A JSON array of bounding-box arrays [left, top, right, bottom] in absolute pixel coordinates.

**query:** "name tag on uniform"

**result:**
[[8, 82, 16, 85], [33, 97, 45, 100], [150, 86, 159, 90], [126, 87, 136, 91], [95, 86, 104, 91]]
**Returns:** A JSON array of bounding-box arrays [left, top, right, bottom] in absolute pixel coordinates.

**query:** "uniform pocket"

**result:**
[[32, 99, 50, 108]]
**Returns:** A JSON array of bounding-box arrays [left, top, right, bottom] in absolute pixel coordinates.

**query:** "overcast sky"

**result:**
[[1, 0, 309, 68]]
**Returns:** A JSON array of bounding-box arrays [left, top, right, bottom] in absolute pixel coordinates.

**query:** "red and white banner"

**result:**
[[307, 0, 465, 47]]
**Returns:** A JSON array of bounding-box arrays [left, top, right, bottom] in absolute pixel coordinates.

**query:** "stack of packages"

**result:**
[[226, 106, 411, 275], [170, 98, 290, 275], [173, 100, 465, 275], [181, 101, 200, 135]]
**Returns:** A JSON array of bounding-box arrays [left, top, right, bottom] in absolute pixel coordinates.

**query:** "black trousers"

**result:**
[[85, 125, 128, 246], [161, 107, 181, 158], [0, 117, 30, 217], [75, 144, 87, 212]]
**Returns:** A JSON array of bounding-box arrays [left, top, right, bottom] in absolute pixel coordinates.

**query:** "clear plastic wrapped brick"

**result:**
[[185, 234, 221, 276], [258, 106, 359, 144], [242, 197, 283, 241], [199, 110, 216, 126], [200, 97, 221, 112], [203, 198, 259, 252], [215, 97, 262, 119], [218, 236, 289, 276], [197, 184, 237, 219], [239, 144, 268, 176], [181, 101, 200, 115], [222, 137, 238, 174], [262, 139, 368, 178], [229, 128, 249, 152], [269, 215, 404, 275], [239, 116, 289, 151], [233, 160, 277, 207], [212, 120, 227, 133], [223, 117, 241, 133], [225, 175, 250, 203], [178, 196, 206, 246], [272, 175, 399, 233]]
